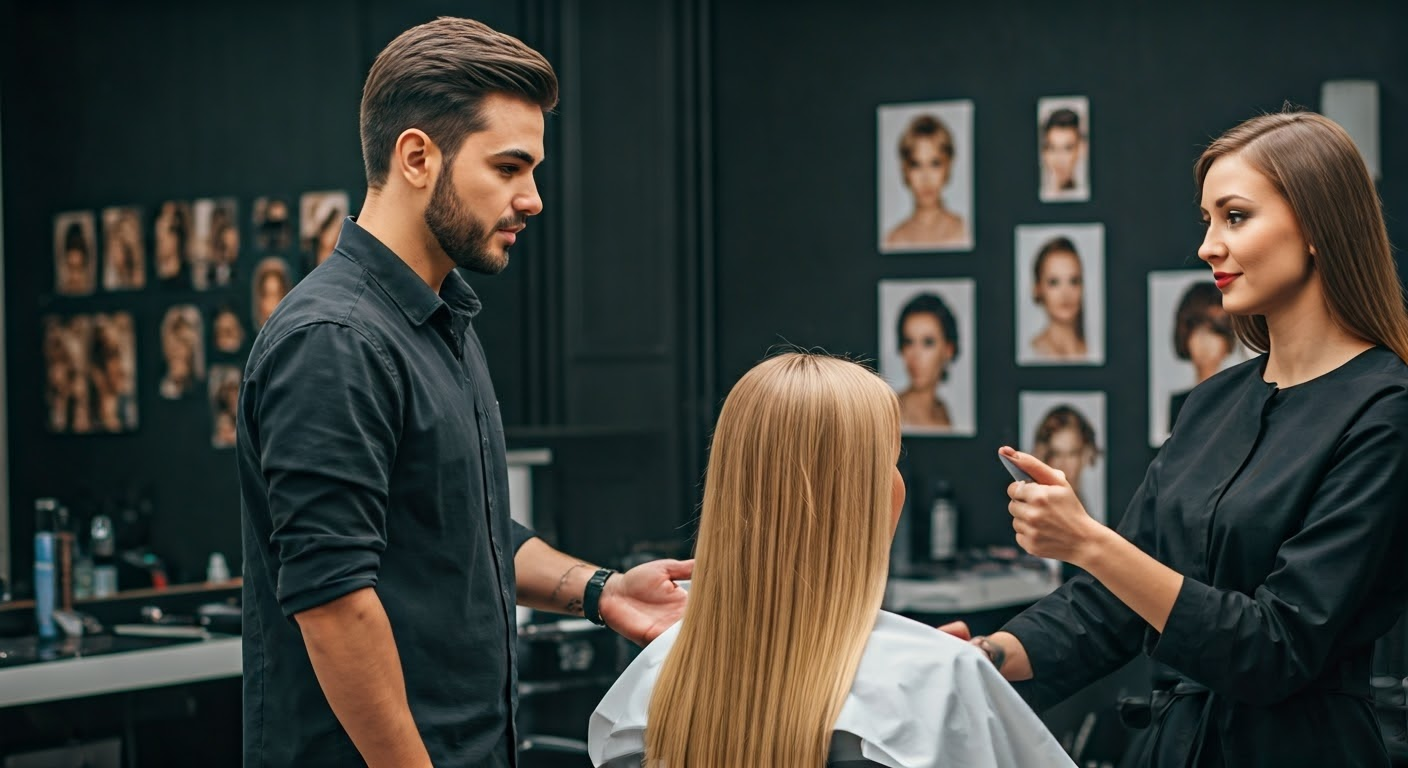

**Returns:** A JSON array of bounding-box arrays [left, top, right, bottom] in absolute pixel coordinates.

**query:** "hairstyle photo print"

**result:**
[[159, 304, 206, 400], [54, 210, 98, 297], [102, 206, 146, 291], [1147, 270, 1248, 446], [1019, 390, 1106, 524], [877, 100, 975, 253], [1037, 96, 1090, 203], [153, 200, 193, 289], [1015, 223, 1105, 366], [877, 278, 976, 436], [301, 190, 350, 271], [253, 196, 294, 253], [191, 198, 240, 290]]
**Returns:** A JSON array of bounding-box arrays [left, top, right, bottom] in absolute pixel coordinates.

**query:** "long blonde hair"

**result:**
[[1194, 111, 1408, 363], [645, 353, 901, 767]]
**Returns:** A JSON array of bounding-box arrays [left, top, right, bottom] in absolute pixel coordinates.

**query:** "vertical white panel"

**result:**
[[1321, 79, 1381, 180], [0, 78, 9, 594]]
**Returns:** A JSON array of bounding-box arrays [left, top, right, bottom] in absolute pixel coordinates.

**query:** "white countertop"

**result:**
[[0, 635, 242, 708], [884, 569, 1058, 613]]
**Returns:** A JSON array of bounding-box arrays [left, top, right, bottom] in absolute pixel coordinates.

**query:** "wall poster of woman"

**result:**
[[877, 100, 975, 253], [102, 206, 146, 291], [301, 190, 350, 272], [43, 315, 93, 433], [153, 200, 193, 290], [53, 211, 97, 297], [877, 278, 976, 436], [159, 304, 206, 400], [1147, 270, 1248, 446], [1019, 391, 1106, 525], [191, 198, 240, 290], [1015, 223, 1105, 366], [90, 312, 138, 432], [209, 364, 242, 449]]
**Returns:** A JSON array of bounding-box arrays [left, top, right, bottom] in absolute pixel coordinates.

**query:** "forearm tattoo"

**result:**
[[550, 562, 590, 609], [565, 598, 583, 616], [975, 636, 1007, 671]]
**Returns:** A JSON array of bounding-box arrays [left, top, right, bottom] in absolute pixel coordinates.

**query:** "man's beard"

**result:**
[[424, 162, 517, 276]]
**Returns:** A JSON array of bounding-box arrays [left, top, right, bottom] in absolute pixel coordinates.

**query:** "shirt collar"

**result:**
[[333, 217, 483, 325]]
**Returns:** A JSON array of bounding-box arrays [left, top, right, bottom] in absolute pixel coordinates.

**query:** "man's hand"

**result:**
[[598, 559, 694, 646]]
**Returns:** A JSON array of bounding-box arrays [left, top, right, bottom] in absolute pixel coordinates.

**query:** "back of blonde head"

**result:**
[[645, 353, 901, 767]]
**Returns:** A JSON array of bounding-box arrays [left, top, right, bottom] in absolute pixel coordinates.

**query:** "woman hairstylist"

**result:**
[[967, 110, 1408, 766]]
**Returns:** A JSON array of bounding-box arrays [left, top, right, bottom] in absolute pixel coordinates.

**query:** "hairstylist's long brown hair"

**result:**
[[1195, 110, 1408, 363]]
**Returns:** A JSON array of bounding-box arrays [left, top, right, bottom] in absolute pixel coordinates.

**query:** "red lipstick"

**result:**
[[1213, 272, 1239, 289]]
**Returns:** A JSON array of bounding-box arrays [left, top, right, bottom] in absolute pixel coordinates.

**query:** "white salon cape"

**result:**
[[588, 610, 1075, 767]]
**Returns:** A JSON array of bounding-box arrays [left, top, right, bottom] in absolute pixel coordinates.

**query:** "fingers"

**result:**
[[937, 621, 971, 641], [998, 446, 1068, 488], [662, 559, 695, 580]]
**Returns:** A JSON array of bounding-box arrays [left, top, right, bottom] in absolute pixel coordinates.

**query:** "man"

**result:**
[[237, 17, 692, 768], [1039, 107, 1086, 200]]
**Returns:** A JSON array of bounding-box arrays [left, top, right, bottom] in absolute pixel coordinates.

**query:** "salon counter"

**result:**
[[0, 633, 241, 709], [884, 567, 1058, 615]]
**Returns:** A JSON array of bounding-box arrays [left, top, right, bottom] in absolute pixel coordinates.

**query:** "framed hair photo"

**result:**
[[159, 304, 206, 400], [1019, 390, 1106, 524], [54, 211, 98, 296], [209, 364, 242, 449], [252, 257, 294, 331], [877, 100, 975, 254], [1015, 223, 1105, 366], [301, 190, 350, 271], [153, 200, 193, 290], [877, 278, 976, 437], [253, 196, 294, 253], [190, 198, 240, 290], [1037, 96, 1090, 203], [43, 315, 94, 433], [102, 206, 146, 291], [1148, 270, 1250, 446], [90, 312, 139, 432]]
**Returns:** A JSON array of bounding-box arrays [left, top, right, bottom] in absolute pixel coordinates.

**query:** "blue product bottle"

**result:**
[[34, 498, 58, 640]]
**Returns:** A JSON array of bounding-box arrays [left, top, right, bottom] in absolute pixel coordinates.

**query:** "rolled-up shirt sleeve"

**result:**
[[250, 322, 404, 617], [510, 520, 537, 554]]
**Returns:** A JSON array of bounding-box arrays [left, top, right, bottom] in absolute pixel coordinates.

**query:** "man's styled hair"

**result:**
[[360, 17, 559, 188]]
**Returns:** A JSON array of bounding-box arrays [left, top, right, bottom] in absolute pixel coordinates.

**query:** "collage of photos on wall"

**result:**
[[873, 92, 1116, 528], [45, 190, 351, 448]]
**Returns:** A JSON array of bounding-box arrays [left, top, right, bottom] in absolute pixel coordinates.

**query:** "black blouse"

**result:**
[[1004, 346, 1408, 767]]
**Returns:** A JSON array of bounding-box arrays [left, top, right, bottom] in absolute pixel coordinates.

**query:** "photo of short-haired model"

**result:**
[[877, 278, 977, 436], [1038, 96, 1090, 203], [877, 100, 975, 253]]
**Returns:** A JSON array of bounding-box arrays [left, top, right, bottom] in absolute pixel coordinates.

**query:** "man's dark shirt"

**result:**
[[238, 219, 534, 767]]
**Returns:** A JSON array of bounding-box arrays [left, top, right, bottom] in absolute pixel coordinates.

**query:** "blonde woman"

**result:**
[[589, 353, 1071, 767]]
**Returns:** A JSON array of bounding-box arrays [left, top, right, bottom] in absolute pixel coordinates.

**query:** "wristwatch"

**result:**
[[583, 567, 616, 627]]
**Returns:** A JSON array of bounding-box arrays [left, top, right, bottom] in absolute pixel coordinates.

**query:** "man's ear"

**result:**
[[393, 128, 439, 190]]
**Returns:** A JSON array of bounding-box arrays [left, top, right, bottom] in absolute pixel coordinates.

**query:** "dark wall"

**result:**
[[1, 0, 709, 593], [710, 0, 1408, 549], [0, 0, 537, 589]]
